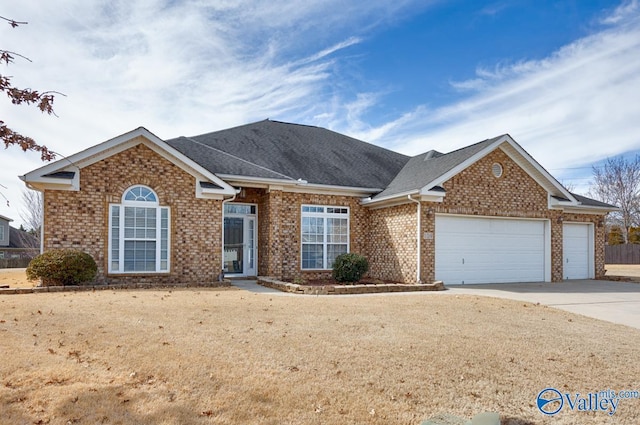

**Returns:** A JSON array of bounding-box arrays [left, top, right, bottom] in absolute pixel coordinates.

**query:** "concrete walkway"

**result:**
[[446, 280, 640, 330], [229, 279, 285, 294]]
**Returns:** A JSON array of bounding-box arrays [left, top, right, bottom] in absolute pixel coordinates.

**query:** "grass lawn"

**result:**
[[0, 268, 34, 289], [1, 288, 640, 424]]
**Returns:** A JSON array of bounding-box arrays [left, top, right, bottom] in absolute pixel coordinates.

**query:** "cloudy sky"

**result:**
[[1, 0, 639, 226]]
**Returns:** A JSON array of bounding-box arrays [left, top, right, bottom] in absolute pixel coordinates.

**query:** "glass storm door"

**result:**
[[223, 204, 257, 276], [224, 217, 244, 274]]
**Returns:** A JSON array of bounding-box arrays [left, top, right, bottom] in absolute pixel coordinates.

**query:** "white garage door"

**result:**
[[563, 223, 591, 280], [435, 215, 546, 284]]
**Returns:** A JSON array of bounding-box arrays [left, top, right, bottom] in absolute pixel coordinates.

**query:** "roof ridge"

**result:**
[[178, 136, 295, 181], [266, 119, 319, 129], [441, 135, 505, 156]]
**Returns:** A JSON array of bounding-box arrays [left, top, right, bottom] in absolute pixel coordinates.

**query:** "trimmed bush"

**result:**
[[332, 253, 369, 283], [26, 249, 97, 286]]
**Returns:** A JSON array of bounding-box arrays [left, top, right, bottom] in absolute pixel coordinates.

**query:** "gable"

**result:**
[[80, 143, 197, 201], [441, 148, 548, 212], [363, 134, 605, 212], [21, 128, 236, 199]]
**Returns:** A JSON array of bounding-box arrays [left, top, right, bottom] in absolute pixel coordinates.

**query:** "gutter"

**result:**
[[218, 174, 381, 195], [361, 189, 420, 206], [407, 195, 421, 283]]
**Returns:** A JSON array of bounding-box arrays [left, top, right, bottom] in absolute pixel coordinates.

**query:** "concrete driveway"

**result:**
[[446, 280, 640, 330]]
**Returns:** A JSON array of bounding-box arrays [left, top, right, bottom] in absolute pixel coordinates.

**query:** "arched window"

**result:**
[[109, 186, 170, 273], [123, 186, 158, 203]]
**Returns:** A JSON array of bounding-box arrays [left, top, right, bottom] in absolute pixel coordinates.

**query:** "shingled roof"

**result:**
[[373, 136, 503, 199], [8, 227, 39, 249], [571, 193, 617, 209], [166, 120, 410, 189]]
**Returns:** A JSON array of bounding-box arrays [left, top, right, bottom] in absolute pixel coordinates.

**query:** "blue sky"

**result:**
[[1, 0, 639, 225]]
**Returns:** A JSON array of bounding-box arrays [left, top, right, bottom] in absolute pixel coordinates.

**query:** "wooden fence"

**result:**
[[605, 244, 640, 264], [0, 248, 39, 269]]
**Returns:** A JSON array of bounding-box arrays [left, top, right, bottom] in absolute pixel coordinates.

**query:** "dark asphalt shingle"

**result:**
[[571, 193, 617, 209], [164, 120, 610, 209], [373, 136, 502, 199], [166, 120, 409, 189]]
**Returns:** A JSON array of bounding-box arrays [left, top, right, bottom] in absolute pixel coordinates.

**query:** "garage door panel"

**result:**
[[435, 216, 546, 285], [563, 223, 591, 280]]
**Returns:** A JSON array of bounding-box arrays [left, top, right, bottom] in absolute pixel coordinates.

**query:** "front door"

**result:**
[[223, 204, 257, 276]]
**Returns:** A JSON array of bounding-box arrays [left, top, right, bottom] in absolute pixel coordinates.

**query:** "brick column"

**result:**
[[420, 203, 436, 283], [266, 189, 283, 277]]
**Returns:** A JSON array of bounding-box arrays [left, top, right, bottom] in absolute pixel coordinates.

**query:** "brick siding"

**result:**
[[43, 140, 223, 285], [367, 203, 418, 283], [41, 141, 606, 286], [416, 149, 603, 283]]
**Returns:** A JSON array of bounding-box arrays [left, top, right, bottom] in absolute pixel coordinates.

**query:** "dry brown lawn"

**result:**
[[0, 268, 35, 289], [606, 264, 640, 278], [1, 288, 640, 425]]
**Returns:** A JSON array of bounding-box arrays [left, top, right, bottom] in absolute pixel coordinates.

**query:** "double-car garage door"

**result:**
[[435, 216, 593, 284]]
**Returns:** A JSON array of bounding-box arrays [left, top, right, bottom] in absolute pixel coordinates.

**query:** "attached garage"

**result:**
[[562, 222, 594, 280], [435, 215, 549, 285]]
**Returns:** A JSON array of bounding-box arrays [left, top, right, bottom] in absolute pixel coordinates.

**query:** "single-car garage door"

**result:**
[[563, 223, 592, 280], [435, 215, 547, 284]]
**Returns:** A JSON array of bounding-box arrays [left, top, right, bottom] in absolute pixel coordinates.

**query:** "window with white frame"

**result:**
[[0, 223, 4, 241], [301, 205, 349, 269], [109, 186, 170, 273]]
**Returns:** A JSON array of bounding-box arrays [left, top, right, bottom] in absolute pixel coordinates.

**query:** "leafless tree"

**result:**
[[19, 188, 42, 237], [561, 180, 576, 193], [588, 156, 640, 243]]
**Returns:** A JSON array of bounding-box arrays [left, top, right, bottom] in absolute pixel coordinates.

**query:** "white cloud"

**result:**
[[601, 0, 639, 25], [1, 0, 638, 223], [0, 0, 431, 223], [350, 3, 640, 194]]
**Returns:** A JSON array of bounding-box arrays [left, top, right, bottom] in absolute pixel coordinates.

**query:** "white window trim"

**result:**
[[108, 186, 170, 274], [0, 224, 4, 241], [300, 205, 350, 270]]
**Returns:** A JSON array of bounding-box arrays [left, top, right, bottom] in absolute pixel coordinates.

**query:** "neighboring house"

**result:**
[[20, 120, 616, 285], [0, 215, 10, 248], [0, 215, 39, 261]]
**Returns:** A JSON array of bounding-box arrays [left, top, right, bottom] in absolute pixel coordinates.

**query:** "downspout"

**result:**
[[39, 191, 44, 254], [408, 195, 421, 283], [220, 190, 239, 281]]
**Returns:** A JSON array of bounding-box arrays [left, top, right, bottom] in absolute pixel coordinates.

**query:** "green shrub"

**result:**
[[26, 249, 97, 286], [332, 253, 369, 283]]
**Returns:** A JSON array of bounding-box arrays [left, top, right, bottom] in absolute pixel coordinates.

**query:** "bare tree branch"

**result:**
[[19, 189, 42, 237], [588, 156, 640, 243], [0, 16, 28, 28], [0, 15, 60, 161]]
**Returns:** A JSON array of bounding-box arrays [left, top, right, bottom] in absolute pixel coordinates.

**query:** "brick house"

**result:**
[[20, 120, 615, 285]]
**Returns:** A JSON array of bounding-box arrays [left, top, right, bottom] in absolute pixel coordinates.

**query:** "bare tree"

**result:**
[[588, 156, 640, 243], [19, 189, 42, 238], [561, 180, 576, 193], [1, 15, 60, 161]]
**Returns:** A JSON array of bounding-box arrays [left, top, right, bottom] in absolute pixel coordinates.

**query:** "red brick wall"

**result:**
[[42, 141, 606, 286], [251, 192, 369, 282], [367, 203, 418, 283], [43, 140, 223, 285], [415, 148, 603, 282]]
